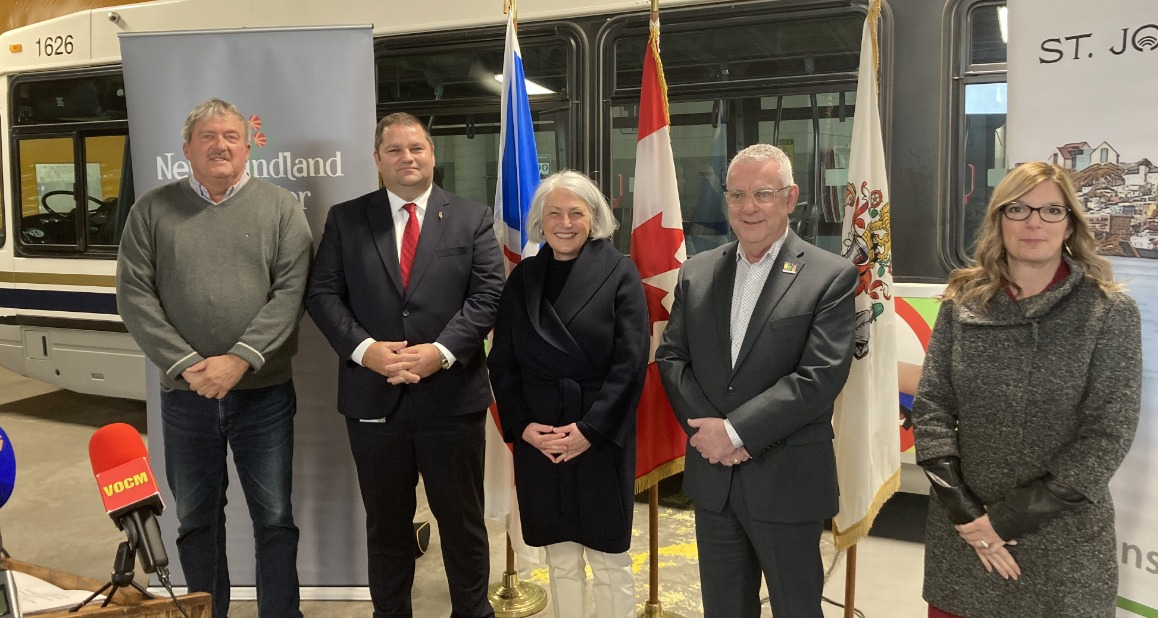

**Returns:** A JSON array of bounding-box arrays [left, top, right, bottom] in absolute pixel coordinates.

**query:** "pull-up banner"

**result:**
[[1009, 3, 1158, 615], [120, 26, 378, 589]]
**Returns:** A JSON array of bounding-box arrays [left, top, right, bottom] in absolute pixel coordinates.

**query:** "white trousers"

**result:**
[[544, 541, 634, 618]]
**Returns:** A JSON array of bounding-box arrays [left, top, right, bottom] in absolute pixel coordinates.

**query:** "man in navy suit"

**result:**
[[306, 112, 503, 618], [656, 143, 857, 618]]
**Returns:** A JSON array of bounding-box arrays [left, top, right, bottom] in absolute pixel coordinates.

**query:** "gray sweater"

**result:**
[[117, 178, 313, 391], [913, 256, 1142, 617]]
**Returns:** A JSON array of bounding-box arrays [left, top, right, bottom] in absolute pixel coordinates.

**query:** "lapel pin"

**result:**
[[438, 211, 444, 220], [782, 262, 798, 274]]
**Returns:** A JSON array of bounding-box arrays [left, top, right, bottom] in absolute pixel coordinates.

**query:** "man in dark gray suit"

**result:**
[[656, 143, 856, 618], [305, 112, 503, 618]]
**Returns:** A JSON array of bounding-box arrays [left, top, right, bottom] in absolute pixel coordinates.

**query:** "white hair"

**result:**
[[525, 170, 618, 243]]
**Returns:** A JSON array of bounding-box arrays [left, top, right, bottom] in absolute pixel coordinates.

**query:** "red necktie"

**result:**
[[400, 203, 419, 289]]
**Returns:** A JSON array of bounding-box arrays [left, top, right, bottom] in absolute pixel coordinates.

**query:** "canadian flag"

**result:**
[[629, 18, 688, 492]]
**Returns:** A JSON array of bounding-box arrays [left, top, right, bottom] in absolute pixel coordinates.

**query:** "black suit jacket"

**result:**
[[305, 185, 504, 419], [656, 231, 857, 522]]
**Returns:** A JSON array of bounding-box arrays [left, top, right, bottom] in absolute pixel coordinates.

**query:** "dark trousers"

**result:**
[[346, 408, 493, 618], [160, 380, 302, 618], [695, 471, 825, 618]]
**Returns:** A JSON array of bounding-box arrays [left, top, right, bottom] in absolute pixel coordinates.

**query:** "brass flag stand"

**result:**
[[489, 536, 547, 617]]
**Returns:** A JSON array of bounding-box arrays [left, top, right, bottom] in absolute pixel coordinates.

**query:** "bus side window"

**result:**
[[12, 71, 130, 256], [375, 28, 576, 207], [951, 1, 1007, 260], [603, 9, 862, 259], [84, 134, 133, 248], [17, 136, 79, 248]]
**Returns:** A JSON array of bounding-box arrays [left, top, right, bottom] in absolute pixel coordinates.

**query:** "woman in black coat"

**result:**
[[488, 170, 649, 618]]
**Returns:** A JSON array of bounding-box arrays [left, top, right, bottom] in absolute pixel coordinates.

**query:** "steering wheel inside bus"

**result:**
[[39, 189, 105, 218]]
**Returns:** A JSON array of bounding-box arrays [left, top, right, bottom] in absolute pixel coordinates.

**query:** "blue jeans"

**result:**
[[161, 380, 302, 618]]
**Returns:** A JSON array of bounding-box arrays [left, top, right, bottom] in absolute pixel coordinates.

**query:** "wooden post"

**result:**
[[844, 544, 857, 618], [638, 485, 682, 617]]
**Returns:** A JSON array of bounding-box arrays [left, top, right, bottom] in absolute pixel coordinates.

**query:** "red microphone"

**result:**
[[89, 423, 169, 574]]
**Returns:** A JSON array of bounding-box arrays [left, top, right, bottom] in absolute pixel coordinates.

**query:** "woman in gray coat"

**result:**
[[913, 162, 1142, 618]]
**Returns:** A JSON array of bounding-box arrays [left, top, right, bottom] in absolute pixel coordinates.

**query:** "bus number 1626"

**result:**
[[36, 35, 75, 57]]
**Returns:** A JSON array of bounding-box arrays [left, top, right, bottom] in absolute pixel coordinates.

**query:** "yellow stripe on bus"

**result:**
[[0, 271, 117, 287]]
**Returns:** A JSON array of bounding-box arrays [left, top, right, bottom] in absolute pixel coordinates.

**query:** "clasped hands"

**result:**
[[688, 417, 750, 467], [956, 514, 1020, 580], [182, 354, 250, 399], [364, 340, 442, 384], [523, 422, 590, 463]]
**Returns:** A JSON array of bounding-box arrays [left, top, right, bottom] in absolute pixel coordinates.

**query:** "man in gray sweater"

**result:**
[[117, 98, 312, 618]]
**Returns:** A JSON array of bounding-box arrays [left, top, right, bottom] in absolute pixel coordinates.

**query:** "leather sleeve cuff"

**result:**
[[988, 474, 1086, 541], [920, 456, 987, 525]]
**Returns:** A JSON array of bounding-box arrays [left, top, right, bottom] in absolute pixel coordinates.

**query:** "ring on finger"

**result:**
[[978, 540, 990, 549]]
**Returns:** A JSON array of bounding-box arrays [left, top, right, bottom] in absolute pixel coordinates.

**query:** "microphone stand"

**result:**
[[70, 541, 153, 612]]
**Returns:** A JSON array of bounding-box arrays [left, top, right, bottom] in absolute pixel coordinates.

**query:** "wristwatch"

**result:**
[[438, 350, 451, 370]]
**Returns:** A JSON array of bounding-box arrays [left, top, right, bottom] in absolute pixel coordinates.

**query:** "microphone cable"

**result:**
[[154, 566, 192, 618]]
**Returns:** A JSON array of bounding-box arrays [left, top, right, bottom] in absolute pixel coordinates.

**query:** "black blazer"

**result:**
[[305, 185, 504, 419], [488, 239, 649, 552], [656, 231, 857, 522]]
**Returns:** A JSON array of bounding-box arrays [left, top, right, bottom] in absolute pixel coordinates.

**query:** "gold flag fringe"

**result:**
[[634, 456, 685, 495], [649, 21, 672, 126], [832, 468, 900, 551]]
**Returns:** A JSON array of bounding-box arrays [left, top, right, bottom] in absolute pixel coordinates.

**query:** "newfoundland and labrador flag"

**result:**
[[630, 17, 688, 493], [484, 6, 542, 567], [831, 0, 901, 551], [493, 7, 541, 272]]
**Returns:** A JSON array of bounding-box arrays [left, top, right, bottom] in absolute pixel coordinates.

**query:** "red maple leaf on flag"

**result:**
[[630, 213, 684, 324], [641, 283, 672, 324]]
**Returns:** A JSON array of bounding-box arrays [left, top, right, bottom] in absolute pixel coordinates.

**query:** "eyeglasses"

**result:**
[[1000, 202, 1071, 223], [724, 186, 792, 207]]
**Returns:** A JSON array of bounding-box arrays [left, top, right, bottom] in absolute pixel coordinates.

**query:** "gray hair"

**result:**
[[181, 98, 249, 144], [375, 112, 434, 152], [526, 170, 619, 243], [728, 143, 794, 188]]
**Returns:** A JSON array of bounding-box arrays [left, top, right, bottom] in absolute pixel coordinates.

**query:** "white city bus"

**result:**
[[0, 0, 1010, 479]]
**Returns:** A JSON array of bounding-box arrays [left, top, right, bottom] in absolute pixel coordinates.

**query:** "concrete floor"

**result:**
[[0, 365, 930, 617]]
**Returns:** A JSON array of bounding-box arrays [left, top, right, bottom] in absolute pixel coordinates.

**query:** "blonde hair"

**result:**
[[942, 161, 1121, 308]]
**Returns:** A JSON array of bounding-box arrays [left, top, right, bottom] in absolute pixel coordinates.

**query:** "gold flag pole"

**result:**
[[639, 2, 681, 616], [488, 0, 546, 615], [638, 485, 682, 617], [842, 2, 881, 617]]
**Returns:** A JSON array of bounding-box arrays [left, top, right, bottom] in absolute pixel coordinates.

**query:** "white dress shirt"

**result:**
[[350, 185, 456, 369], [724, 229, 789, 448]]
